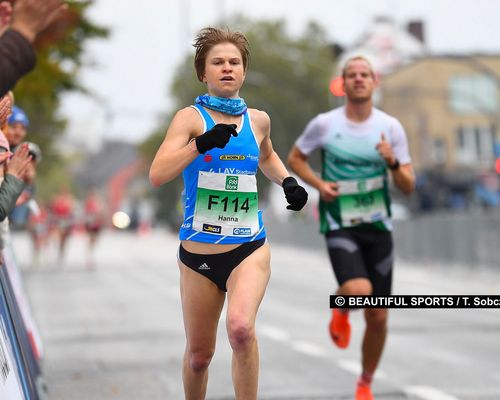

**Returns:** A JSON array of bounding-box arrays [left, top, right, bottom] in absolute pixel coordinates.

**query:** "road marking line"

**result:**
[[291, 341, 326, 358], [336, 359, 361, 375], [404, 386, 460, 400], [337, 359, 387, 380], [259, 325, 290, 342]]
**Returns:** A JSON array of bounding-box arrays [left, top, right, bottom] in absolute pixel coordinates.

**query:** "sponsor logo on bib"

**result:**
[[202, 223, 221, 234], [220, 154, 246, 161], [233, 227, 252, 236], [357, 180, 367, 192], [225, 176, 238, 190]]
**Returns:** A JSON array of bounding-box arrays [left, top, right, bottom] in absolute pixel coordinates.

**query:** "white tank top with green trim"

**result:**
[[296, 106, 411, 232]]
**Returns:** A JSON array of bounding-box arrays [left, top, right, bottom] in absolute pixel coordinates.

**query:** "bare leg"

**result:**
[[179, 261, 225, 400], [226, 242, 271, 400], [362, 308, 388, 374], [86, 231, 98, 268]]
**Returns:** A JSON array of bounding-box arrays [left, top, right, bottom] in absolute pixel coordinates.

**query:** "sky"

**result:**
[[59, 0, 500, 148]]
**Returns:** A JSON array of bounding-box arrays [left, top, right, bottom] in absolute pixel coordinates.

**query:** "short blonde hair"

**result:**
[[193, 27, 250, 82], [341, 56, 375, 79]]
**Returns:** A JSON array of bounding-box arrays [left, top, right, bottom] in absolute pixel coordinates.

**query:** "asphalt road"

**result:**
[[13, 228, 500, 400]]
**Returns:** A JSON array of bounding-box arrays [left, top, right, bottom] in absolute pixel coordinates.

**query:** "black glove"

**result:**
[[195, 123, 238, 154], [282, 176, 308, 211]]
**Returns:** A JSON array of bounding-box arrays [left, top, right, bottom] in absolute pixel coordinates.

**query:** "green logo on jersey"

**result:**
[[226, 176, 239, 190], [357, 180, 367, 192]]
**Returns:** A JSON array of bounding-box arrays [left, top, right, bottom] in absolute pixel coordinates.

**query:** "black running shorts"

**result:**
[[325, 225, 393, 296]]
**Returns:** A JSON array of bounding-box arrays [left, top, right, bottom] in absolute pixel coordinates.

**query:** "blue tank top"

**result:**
[[179, 104, 266, 244]]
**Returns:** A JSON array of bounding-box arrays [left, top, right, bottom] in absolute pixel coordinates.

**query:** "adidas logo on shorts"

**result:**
[[198, 263, 210, 270]]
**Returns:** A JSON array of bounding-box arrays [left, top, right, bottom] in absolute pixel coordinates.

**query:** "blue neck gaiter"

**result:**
[[195, 94, 247, 115]]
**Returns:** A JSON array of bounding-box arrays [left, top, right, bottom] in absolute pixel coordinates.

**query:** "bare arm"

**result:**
[[375, 133, 415, 195], [254, 110, 289, 185], [287, 146, 321, 190], [0, 0, 66, 95], [149, 107, 202, 187], [0, 30, 35, 95], [389, 164, 415, 195], [288, 145, 339, 202]]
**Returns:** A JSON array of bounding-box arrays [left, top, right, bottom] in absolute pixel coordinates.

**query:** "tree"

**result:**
[[142, 16, 336, 227], [10, 0, 108, 198]]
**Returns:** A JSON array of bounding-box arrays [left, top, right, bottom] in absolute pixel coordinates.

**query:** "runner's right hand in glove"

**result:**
[[195, 123, 238, 154]]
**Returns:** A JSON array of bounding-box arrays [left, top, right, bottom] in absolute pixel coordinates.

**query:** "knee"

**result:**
[[227, 317, 255, 352], [187, 349, 214, 373], [365, 310, 388, 331], [340, 278, 372, 296]]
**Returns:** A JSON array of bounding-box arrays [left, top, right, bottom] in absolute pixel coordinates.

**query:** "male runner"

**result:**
[[288, 56, 415, 400]]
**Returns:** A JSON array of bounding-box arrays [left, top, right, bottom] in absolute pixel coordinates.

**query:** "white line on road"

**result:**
[[336, 359, 361, 375], [259, 325, 291, 342], [404, 386, 460, 400], [259, 325, 397, 383], [291, 341, 327, 358], [336, 359, 388, 380]]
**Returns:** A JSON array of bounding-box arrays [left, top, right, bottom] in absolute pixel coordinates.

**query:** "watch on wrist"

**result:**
[[388, 159, 400, 170]]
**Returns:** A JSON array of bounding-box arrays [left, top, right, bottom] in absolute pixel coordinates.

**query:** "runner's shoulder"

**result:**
[[372, 107, 402, 126], [174, 106, 201, 121], [248, 108, 270, 131], [171, 106, 204, 134]]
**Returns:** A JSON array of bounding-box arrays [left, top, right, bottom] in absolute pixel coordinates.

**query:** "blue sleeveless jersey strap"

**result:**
[[193, 104, 215, 128]]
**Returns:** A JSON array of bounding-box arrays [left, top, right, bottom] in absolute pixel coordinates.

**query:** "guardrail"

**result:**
[[393, 210, 500, 268], [0, 244, 46, 400], [265, 209, 500, 269]]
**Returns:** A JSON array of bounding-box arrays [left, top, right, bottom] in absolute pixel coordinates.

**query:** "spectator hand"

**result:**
[[195, 123, 238, 154], [0, 1, 12, 34], [6, 143, 31, 179], [0, 151, 9, 165], [10, 0, 67, 43], [0, 92, 13, 126], [282, 176, 308, 211]]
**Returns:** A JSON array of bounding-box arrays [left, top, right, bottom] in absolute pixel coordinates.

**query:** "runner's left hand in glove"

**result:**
[[282, 176, 308, 211]]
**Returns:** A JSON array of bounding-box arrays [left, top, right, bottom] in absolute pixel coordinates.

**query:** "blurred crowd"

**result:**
[[1, 93, 106, 267], [0, 0, 108, 268]]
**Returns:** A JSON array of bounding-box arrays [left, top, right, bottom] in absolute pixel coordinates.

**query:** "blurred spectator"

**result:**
[[11, 140, 40, 217], [28, 198, 48, 266], [84, 189, 105, 268], [6, 105, 34, 227], [6, 104, 28, 151], [415, 174, 435, 212], [0, 92, 31, 224], [0, 0, 66, 96], [0, 138, 31, 249], [0, 124, 31, 220], [50, 185, 75, 264], [475, 172, 500, 208]]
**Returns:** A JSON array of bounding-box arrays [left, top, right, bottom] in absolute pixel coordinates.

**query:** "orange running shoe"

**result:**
[[355, 384, 374, 400], [328, 308, 351, 348]]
